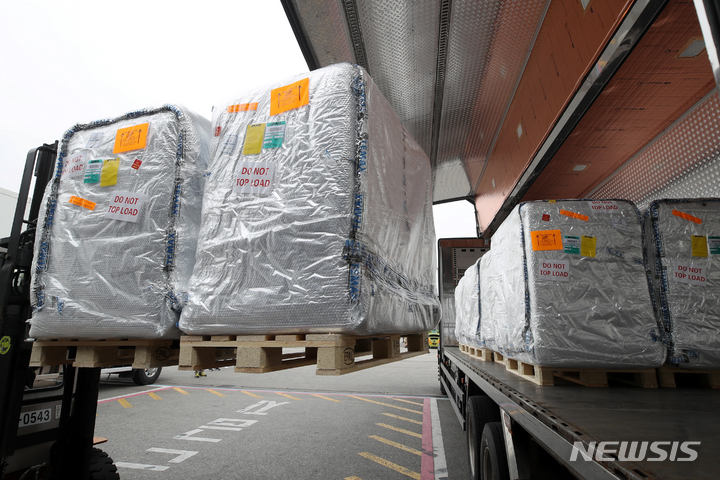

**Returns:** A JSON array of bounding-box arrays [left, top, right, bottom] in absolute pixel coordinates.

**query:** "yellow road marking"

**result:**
[[117, 399, 132, 408], [376, 423, 422, 438], [369, 435, 421, 456], [344, 477, 363, 480], [173, 387, 189, 395], [275, 392, 301, 401], [241, 391, 262, 399], [390, 398, 423, 406], [348, 396, 422, 415], [148, 392, 162, 400], [358, 452, 420, 480], [310, 394, 341, 403], [381, 413, 423, 425], [206, 389, 226, 397]]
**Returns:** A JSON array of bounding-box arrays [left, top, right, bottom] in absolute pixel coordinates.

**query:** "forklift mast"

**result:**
[[0, 144, 106, 480], [0, 143, 58, 464]]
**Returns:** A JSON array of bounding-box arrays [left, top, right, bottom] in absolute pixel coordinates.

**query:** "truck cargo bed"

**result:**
[[443, 346, 719, 480]]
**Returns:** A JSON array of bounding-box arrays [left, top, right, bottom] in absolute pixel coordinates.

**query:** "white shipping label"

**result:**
[[104, 191, 147, 223], [538, 259, 570, 282], [672, 262, 707, 286], [588, 200, 619, 213], [233, 162, 276, 195], [221, 134, 238, 156], [62, 152, 86, 178], [86, 132, 104, 149], [612, 216, 627, 231]]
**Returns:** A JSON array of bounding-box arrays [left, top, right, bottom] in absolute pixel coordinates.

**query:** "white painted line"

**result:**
[[208, 418, 259, 428], [115, 462, 169, 471], [236, 400, 289, 415], [146, 448, 198, 464], [200, 425, 243, 431], [173, 429, 221, 443], [431, 398, 448, 480]]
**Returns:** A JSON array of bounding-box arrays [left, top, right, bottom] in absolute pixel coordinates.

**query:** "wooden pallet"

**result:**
[[178, 332, 429, 376], [459, 343, 493, 362], [490, 350, 657, 388], [30, 339, 180, 369], [657, 366, 720, 388]]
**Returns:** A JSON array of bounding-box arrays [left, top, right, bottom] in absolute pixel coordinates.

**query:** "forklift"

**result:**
[[0, 144, 118, 479]]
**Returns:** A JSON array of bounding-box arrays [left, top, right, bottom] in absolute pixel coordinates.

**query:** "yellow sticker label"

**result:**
[[228, 103, 258, 113], [580, 235, 597, 258], [100, 159, 120, 187], [548, 199, 556, 203], [531, 229, 563, 251], [0, 335, 10, 355], [672, 209, 702, 224], [692, 235, 708, 257], [69, 196, 96, 211], [113, 123, 149, 153], [242, 123, 266, 155], [270, 77, 309, 116]]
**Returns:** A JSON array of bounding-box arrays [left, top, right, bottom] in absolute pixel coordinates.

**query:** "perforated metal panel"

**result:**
[[355, 0, 441, 156], [292, 0, 356, 67], [285, 0, 549, 204], [434, 0, 548, 201], [592, 91, 720, 210]]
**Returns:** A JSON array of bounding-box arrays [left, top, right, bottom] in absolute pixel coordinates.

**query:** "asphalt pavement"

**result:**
[[95, 351, 469, 480]]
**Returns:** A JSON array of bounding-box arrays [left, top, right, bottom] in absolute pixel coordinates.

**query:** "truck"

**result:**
[[437, 238, 717, 480], [3, 0, 720, 478], [282, 0, 720, 479]]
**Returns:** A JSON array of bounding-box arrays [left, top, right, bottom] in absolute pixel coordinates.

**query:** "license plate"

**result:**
[[19, 408, 53, 427]]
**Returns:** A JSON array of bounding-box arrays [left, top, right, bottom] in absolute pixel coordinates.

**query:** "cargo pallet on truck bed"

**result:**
[[438, 238, 720, 480]]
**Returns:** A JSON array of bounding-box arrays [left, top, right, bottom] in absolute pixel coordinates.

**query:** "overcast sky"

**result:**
[[0, 0, 477, 239]]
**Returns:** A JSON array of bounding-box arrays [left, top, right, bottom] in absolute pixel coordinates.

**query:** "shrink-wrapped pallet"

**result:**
[[479, 251, 506, 354], [30, 105, 211, 339], [454, 258, 482, 348], [481, 200, 665, 368], [644, 199, 720, 369], [180, 63, 439, 335], [441, 296, 459, 346]]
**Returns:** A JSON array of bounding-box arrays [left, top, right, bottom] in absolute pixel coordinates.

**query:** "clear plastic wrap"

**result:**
[[30, 105, 211, 339], [481, 200, 665, 368], [441, 295, 459, 346], [479, 250, 506, 354], [180, 63, 440, 335], [454, 258, 482, 347], [644, 199, 720, 369]]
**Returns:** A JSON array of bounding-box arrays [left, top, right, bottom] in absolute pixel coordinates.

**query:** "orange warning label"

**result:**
[[560, 209, 589, 222], [113, 123, 149, 154], [69, 196, 96, 211], [227, 103, 258, 113], [672, 209, 702, 224], [531, 229, 563, 251], [270, 78, 309, 116]]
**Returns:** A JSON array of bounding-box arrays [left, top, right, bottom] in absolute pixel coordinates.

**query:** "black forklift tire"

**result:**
[[89, 447, 120, 480], [479, 422, 510, 480], [132, 367, 162, 385], [467, 396, 501, 480]]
